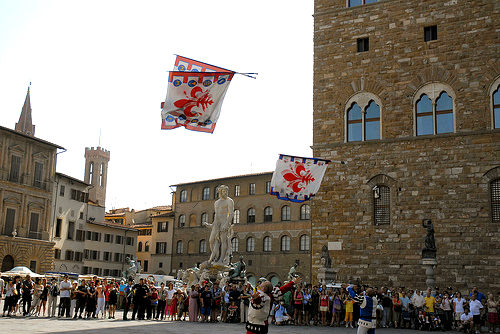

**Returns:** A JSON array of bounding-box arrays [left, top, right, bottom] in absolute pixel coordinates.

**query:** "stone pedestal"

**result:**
[[317, 268, 337, 285], [422, 255, 437, 294]]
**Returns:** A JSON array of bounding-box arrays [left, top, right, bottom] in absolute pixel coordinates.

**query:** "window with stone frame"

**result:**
[[491, 80, 500, 129], [348, 0, 377, 7], [414, 83, 455, 136], [281, 235, 290, 251], [373, 185, 390, 225], [300, 204, 310, 220], [346, 99, 381, 142], [249, 183, 255, 195], [491, 179, 500, 223], [299, 234, 310, 251], [9, 155, 21, 183], [263, 236, 272, 252], [201, 212, 208, 226], [178, 214, 185, 227], [246, 237, 255, 252], [264, 206, 273, 222], [233, 209, 240, 224], [231, 237, 239, 252], [199, 239, 207, 253], [180, 190, 188, 203], [247, 208, 256, 223], [33, 161, 45, 189], [281, 205, 291, 221], [234, 185, 240, 197], [176, 240, 184, 254], [202, 187, 210, 200]]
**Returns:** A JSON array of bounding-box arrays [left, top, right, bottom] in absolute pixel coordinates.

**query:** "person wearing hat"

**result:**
[[246, 276, 301, 334]]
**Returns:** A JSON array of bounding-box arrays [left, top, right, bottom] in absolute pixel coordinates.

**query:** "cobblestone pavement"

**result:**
[[0, 311, 474, 334]]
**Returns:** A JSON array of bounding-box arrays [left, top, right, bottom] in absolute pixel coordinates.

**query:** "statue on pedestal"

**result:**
[[205, 185, 234, 265], [321, 245, 332, 268]]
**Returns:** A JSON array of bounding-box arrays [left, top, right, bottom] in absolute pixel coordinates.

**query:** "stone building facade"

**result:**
[[0, 89, 62, 273], [312, 0, 500, 290], [172, 172, 312, 286]]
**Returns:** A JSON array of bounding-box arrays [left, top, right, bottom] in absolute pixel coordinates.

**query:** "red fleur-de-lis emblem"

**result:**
[[281, 163, 315, 193], [174, 86, 214, 117]]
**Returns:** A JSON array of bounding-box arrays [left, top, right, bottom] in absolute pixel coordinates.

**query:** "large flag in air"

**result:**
[[270, 154, 330, 203], [161, 56, 235, 133]]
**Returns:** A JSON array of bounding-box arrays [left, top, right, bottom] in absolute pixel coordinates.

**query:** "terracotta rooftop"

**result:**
[[172, 171, 273, 187]]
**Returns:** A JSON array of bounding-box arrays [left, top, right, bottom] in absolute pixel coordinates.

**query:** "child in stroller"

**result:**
[[227, 301, 240, 323]]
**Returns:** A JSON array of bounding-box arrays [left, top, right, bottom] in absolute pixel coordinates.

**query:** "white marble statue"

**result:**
[[204, 185, 234, 265]]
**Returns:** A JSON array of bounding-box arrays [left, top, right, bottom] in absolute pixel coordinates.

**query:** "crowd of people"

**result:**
[[1, 273, 500, 334]]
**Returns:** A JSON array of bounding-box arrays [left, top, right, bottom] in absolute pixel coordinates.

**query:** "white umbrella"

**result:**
[[2, 266, 43, 278]]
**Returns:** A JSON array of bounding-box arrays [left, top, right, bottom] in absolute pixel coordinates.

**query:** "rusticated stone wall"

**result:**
[[312, 0, 500, 291]]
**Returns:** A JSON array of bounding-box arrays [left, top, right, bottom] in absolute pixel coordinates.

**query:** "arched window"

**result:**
[[138, 242, 143, 252], [201, 212, 208, 226], [491, 179, 500, 223], [415, 83, 455, 136], [178, 215, 185, 227], [347, 100, 381, 142], [299, 235, 310, 251], [202, 187, 210, 200], [300, 204, 310, 220], [199, 239, 207, 253], [281, 235, 290, 251], [373, 185, 390, 225], [144, 241, 150, 252], [264, 206, 273, 222], [233, 209, 240, 224], [231, 237, 239, 252], [263, 236, 272, 252], [281, 206, 291, 221], [180, 190, 187, 203], [176, 240, 184, 254], [246, 237, 255, 252], [492, 82, 500, 129], [247, 208, 256, 223]]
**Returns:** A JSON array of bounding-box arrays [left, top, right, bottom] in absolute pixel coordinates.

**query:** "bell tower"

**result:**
[[84, 146, 110, 206]]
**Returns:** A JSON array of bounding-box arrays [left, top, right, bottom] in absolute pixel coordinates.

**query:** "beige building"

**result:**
[[127, 206, 174, 275], [0, 89, 61, 273], [312, 0, 500, 290], [172, 172, 312, 286]]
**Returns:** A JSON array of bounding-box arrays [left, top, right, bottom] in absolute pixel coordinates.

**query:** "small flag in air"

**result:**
[[270, 154, 330, 203], [161, 56, 235, 133]]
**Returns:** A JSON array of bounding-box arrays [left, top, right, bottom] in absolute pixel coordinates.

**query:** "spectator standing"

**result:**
[[22, 274, 34, 316], [156, 282, 167, 320], [74, 280, 87, 319], [200, 284, 213, 322], [122, 279, 133, 320], [487, 293, 498, 333], [381, 287, 392, 328], [108, 283, 118, 319], [469, 293, 484, 334], [344, 294, 355, 328], [47, 278, 59, 317], [400, 290, 411, 329], [117, 280, 126, 310], [441, 292, 453, 330], [59, 275, 72, 318], [424, 289, 436, 314], [392, 292, 402, 329], [211, 282, 222, 323], [69, 282, 78, 317], [411, 290, 425, 329], [189, 285, 199, 322], [453, 291, 467, 329], [39, 278, 48, 317]]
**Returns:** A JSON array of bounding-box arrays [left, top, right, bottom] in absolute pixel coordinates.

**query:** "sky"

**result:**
[[0, 0, 314, 211]]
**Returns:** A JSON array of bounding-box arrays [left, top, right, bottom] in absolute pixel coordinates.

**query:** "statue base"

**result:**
[[422, 256, 437, 294], [317, 268, 337, 285]]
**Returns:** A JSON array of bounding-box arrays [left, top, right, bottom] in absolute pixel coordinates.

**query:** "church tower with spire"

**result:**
[[15, 87, 35, 136], [84, 146, 110, 206]]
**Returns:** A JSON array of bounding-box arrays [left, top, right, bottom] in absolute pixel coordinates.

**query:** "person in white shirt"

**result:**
[[453, 292, 467, 329], [59, 275, 72, 317], [468, 293, 483, 334], [458, 308, 473, 333]]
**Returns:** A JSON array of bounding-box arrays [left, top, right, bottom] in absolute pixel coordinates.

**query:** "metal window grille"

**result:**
[[491, 180, 500, 223], [374, 185, 390, 225]]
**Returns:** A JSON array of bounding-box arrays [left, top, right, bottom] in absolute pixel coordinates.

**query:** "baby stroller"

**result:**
[[226, 302, 240, 323]]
